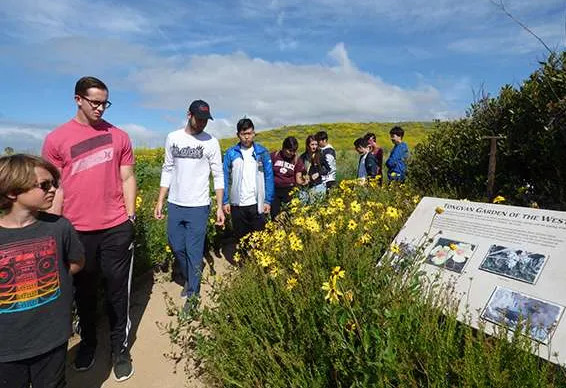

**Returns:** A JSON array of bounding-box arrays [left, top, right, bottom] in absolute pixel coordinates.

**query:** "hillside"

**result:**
[[219, 121, 433, 153]]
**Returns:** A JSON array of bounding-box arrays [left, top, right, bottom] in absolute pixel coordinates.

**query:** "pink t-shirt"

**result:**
[[42, 119, 135, 231]]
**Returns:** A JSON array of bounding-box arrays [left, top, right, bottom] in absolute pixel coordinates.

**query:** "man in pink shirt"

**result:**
[[42, 76, 137, 382]]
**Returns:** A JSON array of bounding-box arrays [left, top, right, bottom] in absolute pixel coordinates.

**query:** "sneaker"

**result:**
[[113, 350, 134, 382], [73, 343, 95, 371], [180, 281, 189, 299]]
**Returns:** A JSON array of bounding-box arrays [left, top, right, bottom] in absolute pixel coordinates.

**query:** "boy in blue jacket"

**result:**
[[385, 126, 409, 183], [223, 118, 274, 242]]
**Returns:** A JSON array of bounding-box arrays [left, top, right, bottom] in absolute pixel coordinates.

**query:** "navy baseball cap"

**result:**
[[188, 100, 213, 120]]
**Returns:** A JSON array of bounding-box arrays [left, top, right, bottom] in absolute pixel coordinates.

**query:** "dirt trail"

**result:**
[[66, 253, 233, 388]]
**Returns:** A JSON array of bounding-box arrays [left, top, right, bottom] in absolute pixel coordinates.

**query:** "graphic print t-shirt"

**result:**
[[271, 151, 305, 188], [0, 213, 84, 362], [42, 119, 135, 231], [159, 129, 224, 207]]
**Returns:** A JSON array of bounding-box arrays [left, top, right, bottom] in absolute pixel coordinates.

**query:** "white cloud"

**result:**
[[0, 0, 157, 40], [128, 43, 449, 130], [119, 123, 166, 149], [0, 122, 51, 154]]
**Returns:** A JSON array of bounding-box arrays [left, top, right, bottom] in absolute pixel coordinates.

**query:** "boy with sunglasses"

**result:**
[[0, 154, 84, 388]]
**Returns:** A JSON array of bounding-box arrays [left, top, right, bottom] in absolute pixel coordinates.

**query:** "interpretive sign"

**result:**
[[392, 197, 566, 364]]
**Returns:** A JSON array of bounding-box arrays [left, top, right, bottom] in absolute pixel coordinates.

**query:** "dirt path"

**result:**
[[66, 252, 233, 388]]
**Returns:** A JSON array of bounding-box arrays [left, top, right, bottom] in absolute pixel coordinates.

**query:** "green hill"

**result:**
[[219, 121, 432, 152]]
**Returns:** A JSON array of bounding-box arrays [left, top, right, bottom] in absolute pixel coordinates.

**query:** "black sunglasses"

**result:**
[[34, 180, 59, 192]]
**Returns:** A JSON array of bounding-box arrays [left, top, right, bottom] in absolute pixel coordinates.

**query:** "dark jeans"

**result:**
[[75, 220, 134, 354], [167, 203, 210, 297], [231, 204, 266, 241], [0, 341, 67, 388], [270, 186, 294, 220]]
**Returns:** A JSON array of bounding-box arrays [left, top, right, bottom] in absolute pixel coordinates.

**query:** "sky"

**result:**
[[0, 0, 564, 152]]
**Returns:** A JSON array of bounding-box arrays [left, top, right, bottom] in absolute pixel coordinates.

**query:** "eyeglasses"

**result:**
[[34, 180, 59, 193], [81, 95, 112, 110]]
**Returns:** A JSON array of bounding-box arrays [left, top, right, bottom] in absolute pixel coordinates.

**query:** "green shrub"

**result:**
[[410, 51, 566, 209]]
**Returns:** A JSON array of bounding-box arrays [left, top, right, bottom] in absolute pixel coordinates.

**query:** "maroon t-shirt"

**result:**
[[271, 151, 305, 188]]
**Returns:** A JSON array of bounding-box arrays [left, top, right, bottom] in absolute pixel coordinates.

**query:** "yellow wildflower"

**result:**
[[135, 196, 142, 210], [321, 281, 343, 304], [331, 266, 345, 279], [290, 197, 301, 208], [344, 290, 354, 303], [286, 277, 298, 291], [385, 206, 400, 219], [345, 320, 357, 333], [493, 195, 505, 204], [347, 219, 357, 230], [165, 245, 172, 254], [289, 232, 304, 251], [256, 252, 275, 268], [412, 195, 420, 204], [390, 242, 400, 254], [234, 252, 241, 263], [435, 206, 445, 215], [361, 210, 374, 222], [350, 200, 361, 213], [358, 233, 372, 245], [305, 216, 320, 233], [326, 221, 337, 235], [292, 261, 302, 275], [269, 266, 280, 278], [293, 216, 306, 227]]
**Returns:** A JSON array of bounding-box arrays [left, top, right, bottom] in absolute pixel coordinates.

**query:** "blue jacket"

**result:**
[[223, 142, 275, 211], [385, 142, 409, 181]]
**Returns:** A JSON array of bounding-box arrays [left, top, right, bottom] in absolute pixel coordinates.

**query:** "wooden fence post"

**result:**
[[482, 136, 505, 201]]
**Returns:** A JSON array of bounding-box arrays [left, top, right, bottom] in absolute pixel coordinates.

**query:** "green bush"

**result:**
[[409, 51, 566, 209]]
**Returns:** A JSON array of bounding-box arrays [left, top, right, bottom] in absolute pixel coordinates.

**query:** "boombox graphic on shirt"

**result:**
[[0, 237, 60, 314]]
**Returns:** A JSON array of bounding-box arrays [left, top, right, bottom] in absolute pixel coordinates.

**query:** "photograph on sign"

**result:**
[[425, 237, 476, 274], [479, 245, 547, 284], [481, 286, 563, 344]]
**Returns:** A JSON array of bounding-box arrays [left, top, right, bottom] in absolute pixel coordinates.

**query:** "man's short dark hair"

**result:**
[[389, 126, 404, 138], [237, 117, 254, 133], [354, 137, 368, 149], [75, 76, 108, 96], [363, 132, 376, 142], [314, 131, 328, 141]]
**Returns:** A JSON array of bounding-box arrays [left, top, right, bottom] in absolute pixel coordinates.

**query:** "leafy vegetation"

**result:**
[[164, 181, 564, 387], [409, 51, 566, 209]]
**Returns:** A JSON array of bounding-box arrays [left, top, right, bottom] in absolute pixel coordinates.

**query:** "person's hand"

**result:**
[[263, 203, 271, 214], [222, 204, 231, 215], [216, 207, 225, 226], [154, 200, 165, 219], [311, 172, 320, 180]]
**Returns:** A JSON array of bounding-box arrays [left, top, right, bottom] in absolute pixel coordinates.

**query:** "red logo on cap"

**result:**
[[199, 106, 209, 112]]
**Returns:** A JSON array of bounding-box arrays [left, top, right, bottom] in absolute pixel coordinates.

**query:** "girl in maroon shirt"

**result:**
[[270, 136, 307, 219]]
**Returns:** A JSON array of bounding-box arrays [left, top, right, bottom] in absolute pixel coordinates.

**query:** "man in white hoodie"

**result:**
[[154, 100, 224, 308]]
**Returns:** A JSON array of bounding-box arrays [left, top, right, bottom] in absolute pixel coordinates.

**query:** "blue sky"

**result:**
[[0, 0, 564, 151]]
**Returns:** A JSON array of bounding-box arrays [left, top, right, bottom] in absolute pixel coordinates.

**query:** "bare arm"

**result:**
[[120, 165, 137, 217], [154, 186, 169, 219], [295, 172, 307, 186], [214, 188, 225, 226]]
